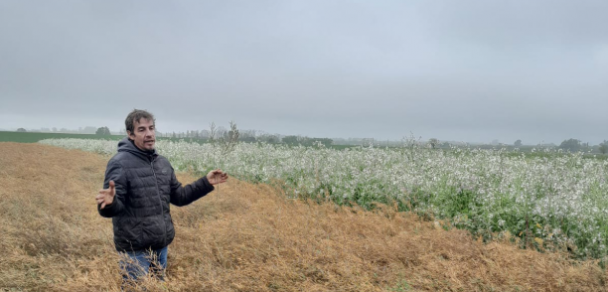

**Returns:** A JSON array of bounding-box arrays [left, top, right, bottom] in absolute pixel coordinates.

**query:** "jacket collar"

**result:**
[[117, 137, 158, 160]]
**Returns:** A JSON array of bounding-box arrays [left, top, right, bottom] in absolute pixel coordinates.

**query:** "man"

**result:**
[[95, 109, 228, 283]]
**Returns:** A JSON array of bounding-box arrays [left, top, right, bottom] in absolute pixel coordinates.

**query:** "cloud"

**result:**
[[1, 0, 607, 144]]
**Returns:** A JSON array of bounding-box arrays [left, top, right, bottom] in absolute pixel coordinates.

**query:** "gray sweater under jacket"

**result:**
[[98, 138, 214, 252]]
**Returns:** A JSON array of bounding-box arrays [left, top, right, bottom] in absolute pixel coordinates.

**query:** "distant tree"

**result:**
[[313, 138, 333, 147], [208, 122, 216, 142], [559, 138, 582, 152], [239, 136, 256, 142], [95, 127, 111, 135], [514, 139, 522, 147], [282, 135, 300, 145], [16, 128, 27, 132], [242, 129, 256, 138], [599, 141, 608, 154], [216, 126, 227, 139], [227, 121, 240, 144], [428, 138, 439, 149], [240, 130, 256, 142], [267, 135, 279, 144]]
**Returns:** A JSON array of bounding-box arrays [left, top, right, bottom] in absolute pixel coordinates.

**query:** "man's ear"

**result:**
[[127, 131, 134, 140]]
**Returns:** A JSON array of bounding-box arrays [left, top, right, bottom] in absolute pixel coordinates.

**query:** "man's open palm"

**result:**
[[207, 169, 228, 185], [96, 180, 116, 209]]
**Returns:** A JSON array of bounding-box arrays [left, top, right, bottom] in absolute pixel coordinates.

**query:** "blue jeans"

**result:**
[[119, 246, 168, 283]]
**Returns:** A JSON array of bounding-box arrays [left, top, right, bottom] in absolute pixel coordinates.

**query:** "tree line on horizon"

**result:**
[[7, 125, 608, 153]]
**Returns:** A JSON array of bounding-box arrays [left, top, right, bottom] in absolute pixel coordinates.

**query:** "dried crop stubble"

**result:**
[[0, 143, 606, 291]]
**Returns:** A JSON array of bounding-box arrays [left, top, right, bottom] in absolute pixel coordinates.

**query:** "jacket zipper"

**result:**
[[150, 157, 168, 247]]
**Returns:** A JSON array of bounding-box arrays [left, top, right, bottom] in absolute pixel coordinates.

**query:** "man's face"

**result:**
[[128, 118, 155, 151]]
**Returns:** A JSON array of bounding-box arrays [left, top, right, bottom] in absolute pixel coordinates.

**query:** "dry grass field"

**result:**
[[1, 142, 607, 291]]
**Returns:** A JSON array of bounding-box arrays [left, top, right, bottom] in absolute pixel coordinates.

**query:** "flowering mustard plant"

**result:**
[[40, 138, 608, 260]]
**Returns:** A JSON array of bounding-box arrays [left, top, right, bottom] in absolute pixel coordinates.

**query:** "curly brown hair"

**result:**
[[125, 109, 155, 134]]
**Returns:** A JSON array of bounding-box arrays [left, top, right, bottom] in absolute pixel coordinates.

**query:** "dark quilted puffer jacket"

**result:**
[[98, 138, 214, 252]]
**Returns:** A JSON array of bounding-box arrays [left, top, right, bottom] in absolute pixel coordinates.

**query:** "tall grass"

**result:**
[[40, 138, 608, 261]]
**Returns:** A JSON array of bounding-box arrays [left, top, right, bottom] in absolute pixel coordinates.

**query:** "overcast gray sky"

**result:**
[[1, 1, 607, 144]]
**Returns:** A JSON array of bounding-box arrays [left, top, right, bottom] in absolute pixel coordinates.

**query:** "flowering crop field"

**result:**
[[41, 138, 608, 261]]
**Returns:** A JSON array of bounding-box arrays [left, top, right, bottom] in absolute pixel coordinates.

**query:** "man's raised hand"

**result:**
[[207, 169, 228, 185], [96, 180, 116, 209]]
